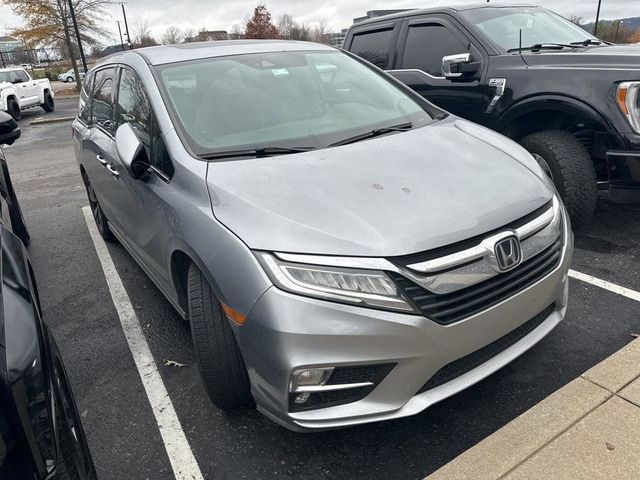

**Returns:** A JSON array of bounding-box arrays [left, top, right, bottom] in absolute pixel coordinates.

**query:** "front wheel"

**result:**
[[42, 91, 55, 112], [7, 98, 21, 121], [187, 263, 253, 410], [521, 130, 597, 229]]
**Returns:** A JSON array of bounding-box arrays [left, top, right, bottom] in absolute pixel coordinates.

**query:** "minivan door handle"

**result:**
[[96, 154, 108, 166], [106, 164, 119, 178]]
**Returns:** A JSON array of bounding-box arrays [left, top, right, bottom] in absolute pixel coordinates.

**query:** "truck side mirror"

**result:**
[[0, 111, 20, 145], [442, 53, 479, 79]]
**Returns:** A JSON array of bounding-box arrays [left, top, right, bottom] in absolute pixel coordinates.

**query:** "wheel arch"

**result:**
[[496, 95, 613, 141]]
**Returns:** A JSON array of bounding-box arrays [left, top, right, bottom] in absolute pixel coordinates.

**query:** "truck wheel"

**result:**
[[521, 130, 597, 228], [42, 92, 55, 112], [187, 263, 253, 410], [7, 98, 21, 121]]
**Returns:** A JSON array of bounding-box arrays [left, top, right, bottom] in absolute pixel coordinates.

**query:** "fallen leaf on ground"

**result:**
[[605, 442, 615, 451], [164, 359, 187, 368]]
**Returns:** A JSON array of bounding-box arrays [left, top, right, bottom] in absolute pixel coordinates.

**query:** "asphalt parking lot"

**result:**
[[5, 97, 640, 480]]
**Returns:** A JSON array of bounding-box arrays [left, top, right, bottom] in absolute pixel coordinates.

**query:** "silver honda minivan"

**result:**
[[73, 40, 572, 431]]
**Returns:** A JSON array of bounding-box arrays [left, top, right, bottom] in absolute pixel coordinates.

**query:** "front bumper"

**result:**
[[238, 227, 573, 432]]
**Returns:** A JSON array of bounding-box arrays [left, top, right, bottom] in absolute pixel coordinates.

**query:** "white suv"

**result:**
[[0, 68, 55, 120]]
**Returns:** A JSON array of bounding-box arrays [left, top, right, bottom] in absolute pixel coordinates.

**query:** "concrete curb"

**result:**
[[426, 336, 640, 480], [29, 116, 75, 126]]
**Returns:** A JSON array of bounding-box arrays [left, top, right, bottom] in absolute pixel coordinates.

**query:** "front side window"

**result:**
[[91, 67, 116, 133], [156, 50, 436, 157], [0, 71, 10, 83], [117, 68, 173, 177], [462, 7, 598, 51], [349, 28, 394, 68], [401, 24, 468, 76]]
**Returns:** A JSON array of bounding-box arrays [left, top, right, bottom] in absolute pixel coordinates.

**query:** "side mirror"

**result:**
[[0, 111, 20, 146], [442, 53, 477, 79], [115, 123, 149, 180]]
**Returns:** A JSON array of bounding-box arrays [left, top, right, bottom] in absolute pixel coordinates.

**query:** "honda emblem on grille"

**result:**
[[494, 236, 522, 271]]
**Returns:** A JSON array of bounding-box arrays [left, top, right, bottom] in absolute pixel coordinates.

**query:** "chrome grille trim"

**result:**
[[274, 197, 562, 296]]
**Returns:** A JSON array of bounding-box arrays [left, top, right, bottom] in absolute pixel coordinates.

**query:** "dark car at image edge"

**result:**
[[344, 4, 640, 227], [0, 112, 96, 479]]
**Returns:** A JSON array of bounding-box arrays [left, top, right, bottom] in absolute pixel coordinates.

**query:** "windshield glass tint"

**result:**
[[156, 50, 434, 156], [0, 72, 10, 83], [462, 7, 597, 51]]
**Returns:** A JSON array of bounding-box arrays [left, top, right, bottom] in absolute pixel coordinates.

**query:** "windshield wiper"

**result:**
[[199, 146, 315, 160], [329, 122, 414, 147], [507, 43, 581, 53], [570, 39, 603, 46]]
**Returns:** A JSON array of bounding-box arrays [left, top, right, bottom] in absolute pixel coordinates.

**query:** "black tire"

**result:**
[[81, 170, 114, 241], [52, 356, 97, 480], [521, 130, 597, 228], [187, 263, 253, 410], [7, 97, 21, 121], [42, 91, 55, 112]]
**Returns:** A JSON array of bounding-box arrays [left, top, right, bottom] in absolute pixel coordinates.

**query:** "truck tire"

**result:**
[[187, 263, 253, 410], [42, 91, 55, 112], [521, 130, 597, 228], [7, 97, 21, 121]]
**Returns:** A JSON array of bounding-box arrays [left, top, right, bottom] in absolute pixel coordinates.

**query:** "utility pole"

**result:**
[[593, 0, 603, 36], [117, 21, 125, 51], [120, 2, 131, 49], [614, 20, 622, 43], [68, 0, 88, 72]]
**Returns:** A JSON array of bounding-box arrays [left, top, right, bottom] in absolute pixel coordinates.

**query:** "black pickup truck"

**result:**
[[344, 4, 640, 227]]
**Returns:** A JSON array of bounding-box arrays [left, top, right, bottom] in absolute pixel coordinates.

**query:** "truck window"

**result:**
[[350, 28, 394, 69], [15, 70, 29, 82], [401, 24, 468, 77]]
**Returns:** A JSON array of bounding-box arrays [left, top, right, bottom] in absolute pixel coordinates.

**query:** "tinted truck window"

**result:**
[[350, 28, 393, 69], [401, 24, 467, 76]]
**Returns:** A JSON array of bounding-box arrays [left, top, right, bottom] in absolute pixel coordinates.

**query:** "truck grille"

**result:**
[[391, 236, 562, 325], [416, 303, 555, 395]]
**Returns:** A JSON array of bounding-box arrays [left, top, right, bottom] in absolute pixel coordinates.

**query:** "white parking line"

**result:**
[[82, 206, 203, 480], [569, 269, 640, 303]]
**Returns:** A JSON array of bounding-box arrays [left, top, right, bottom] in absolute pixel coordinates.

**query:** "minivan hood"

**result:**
[[206, 117, 553, 257]]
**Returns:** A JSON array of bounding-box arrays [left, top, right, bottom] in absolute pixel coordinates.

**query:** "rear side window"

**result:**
[[78, 71, 93, 124], [117, 68, 174, 178], [15, 69, 29, 82], [349, 28, 394, 69], [91, 67, 116, 133], [401, 24, 468, 76]]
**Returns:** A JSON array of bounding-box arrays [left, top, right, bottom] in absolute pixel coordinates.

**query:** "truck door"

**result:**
[[388, 16, 487, 124], [13, 70, 39, 107]]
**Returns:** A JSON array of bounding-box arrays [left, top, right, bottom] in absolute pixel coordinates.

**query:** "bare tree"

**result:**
[[229, 24, 244, 40], [277, 14, 296, 40], [311, 18, 330, 44], [133, 19, 158, 48], [161, 26, 184, 45]]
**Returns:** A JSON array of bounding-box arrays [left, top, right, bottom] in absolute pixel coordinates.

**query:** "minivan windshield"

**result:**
[[156, 50, 437, 157], [462, 7, 600, 52]]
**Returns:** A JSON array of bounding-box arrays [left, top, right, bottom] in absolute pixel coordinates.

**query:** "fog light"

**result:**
[[290, 367, 334, 392], [294, 392, 311, 404]]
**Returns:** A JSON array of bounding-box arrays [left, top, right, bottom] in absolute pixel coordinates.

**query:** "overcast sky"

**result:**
[[0, 0, 637, 46]]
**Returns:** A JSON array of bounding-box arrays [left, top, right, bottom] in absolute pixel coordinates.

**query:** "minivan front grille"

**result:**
[[391, 236, 562, 325], [416, 303, 555, 395]]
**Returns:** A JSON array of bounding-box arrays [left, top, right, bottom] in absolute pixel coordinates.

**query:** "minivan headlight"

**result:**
[[256, 253, 415, 312], [616, 82, 640, 133]]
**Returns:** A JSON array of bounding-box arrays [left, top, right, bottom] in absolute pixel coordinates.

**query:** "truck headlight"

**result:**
[[256, 253, 416, 312], [616, 82, 640, 133]]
